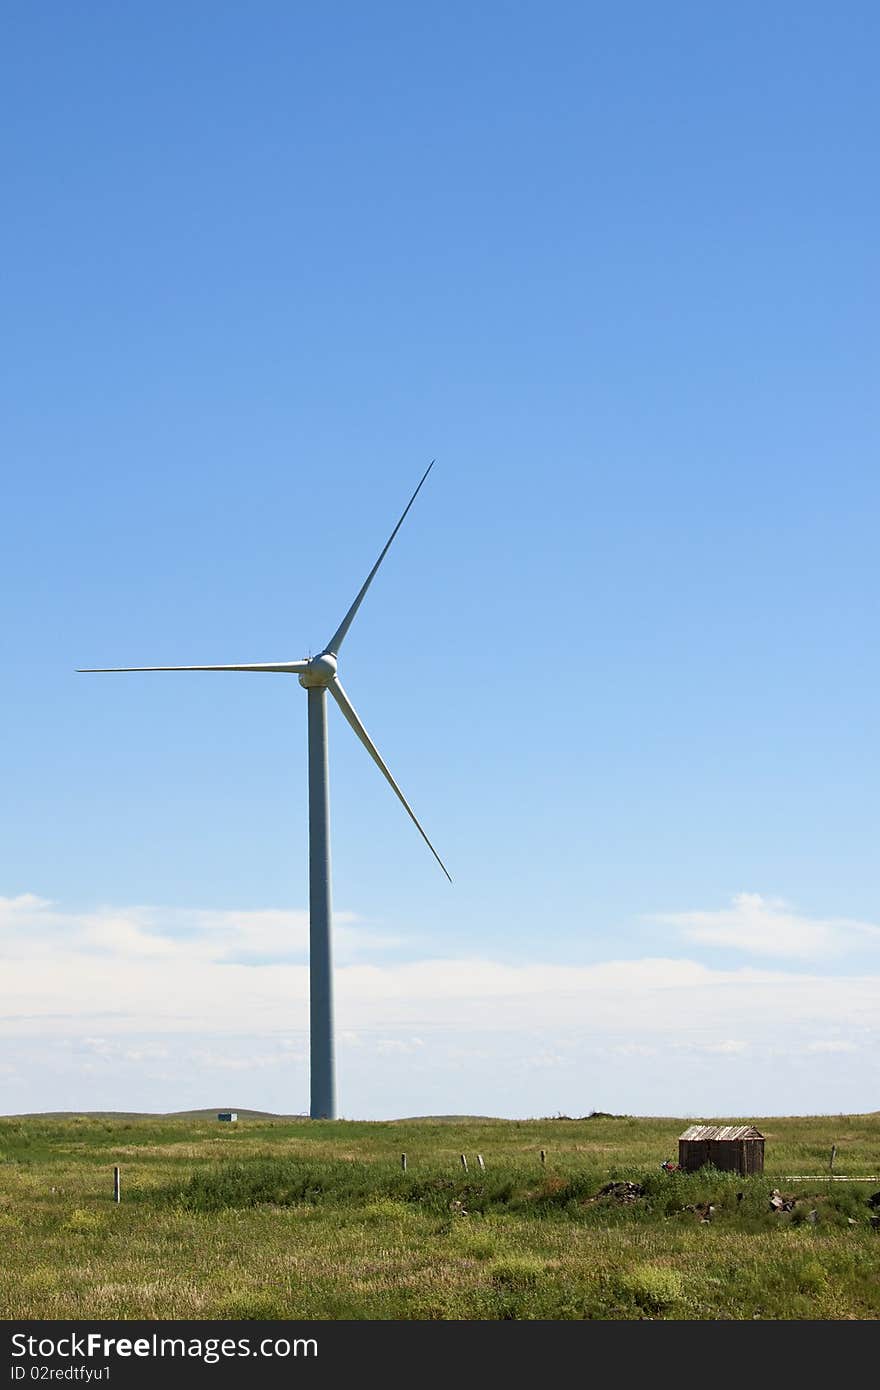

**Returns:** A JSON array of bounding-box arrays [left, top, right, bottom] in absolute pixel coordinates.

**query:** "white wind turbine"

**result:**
[[78, 462, 450, 1119]]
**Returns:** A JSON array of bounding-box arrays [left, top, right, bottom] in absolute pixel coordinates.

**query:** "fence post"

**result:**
[[460, 1154, 468, 1172], [401, 1153, 407, 1173], [113, 1166, 121, 1204], [477, 1154, 485, 1171], [540, 1150, 546, 1167], [830, 1145, 837, 1173]]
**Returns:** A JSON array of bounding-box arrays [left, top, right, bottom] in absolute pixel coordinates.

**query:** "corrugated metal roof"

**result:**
[[679, 1124, 764, 1142]]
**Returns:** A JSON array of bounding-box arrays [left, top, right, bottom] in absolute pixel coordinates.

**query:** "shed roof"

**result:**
[[679, 1125, 763, 1142]]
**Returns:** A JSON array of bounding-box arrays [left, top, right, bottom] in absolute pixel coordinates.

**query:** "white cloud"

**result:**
[[0, 893, 50, 913], [1, 899, 878, 1045], [2, 890, 879, 1117], [647, 891, 880, 959], [0, 894, 388, 966], [123, 1044, 170, 1062]]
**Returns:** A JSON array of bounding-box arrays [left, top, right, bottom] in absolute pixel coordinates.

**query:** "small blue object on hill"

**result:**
[[217, 1112, 237, 1122]]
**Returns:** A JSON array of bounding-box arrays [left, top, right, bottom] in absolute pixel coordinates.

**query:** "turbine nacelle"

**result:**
[[298, 653, 338, 689]]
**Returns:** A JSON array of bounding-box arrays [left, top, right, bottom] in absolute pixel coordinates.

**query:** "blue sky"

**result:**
[[2, 2, 878, 1118]]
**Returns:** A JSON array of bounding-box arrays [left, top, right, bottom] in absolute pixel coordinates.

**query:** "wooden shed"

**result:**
[[678, 1124, 764, 1176]]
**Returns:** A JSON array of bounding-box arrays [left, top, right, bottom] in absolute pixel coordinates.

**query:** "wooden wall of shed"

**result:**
[[678, 1139, 764, 1176], [678, 1140, 708, 1171], [707, 1141, 741, 1172], [743, 1139, 764, 1175]]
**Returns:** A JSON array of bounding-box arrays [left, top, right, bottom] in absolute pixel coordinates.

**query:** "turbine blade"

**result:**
[[76, 662, 309, 673], [328, 676, 451, 883], [324, 460, 436, 656]]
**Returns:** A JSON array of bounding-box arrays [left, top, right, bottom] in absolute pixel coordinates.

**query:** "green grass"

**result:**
[[1, 1111, 878, 1320]]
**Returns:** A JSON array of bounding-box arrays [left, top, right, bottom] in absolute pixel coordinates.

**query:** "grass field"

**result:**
[[1, 1111, 878, 1320]]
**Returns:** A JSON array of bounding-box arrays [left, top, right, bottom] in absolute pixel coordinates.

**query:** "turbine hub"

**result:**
[[298, 652, 338, 689]]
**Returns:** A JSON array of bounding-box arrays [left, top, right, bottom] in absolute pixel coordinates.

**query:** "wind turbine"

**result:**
[[78, 462, 450, 1120]]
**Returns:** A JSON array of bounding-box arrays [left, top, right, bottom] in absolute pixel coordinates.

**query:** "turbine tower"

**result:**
[[78, 462, 449, 1119]]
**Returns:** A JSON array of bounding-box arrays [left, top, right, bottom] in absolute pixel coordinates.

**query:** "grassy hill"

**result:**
[[1, 1111, 878, 1319]]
